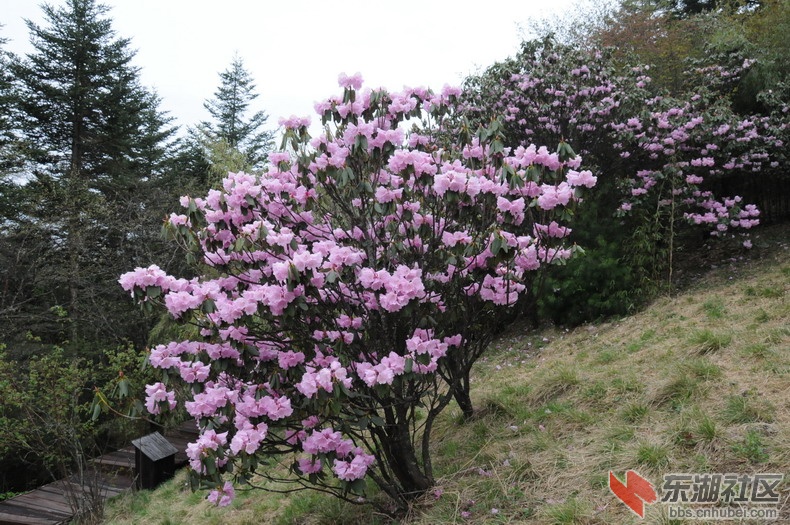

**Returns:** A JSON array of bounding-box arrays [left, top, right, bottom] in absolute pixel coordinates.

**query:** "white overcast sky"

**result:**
[[2, 0, 576, 134]]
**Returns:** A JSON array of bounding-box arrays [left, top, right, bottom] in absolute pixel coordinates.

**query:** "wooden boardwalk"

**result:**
[[0, 423, 197, 525]]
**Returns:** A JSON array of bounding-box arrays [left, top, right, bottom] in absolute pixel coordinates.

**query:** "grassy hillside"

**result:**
[[102, 229, 789, 525]]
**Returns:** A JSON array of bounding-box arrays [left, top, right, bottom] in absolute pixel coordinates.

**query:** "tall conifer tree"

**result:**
[[194, 55, 274, 173], [0, 32, 16, 175], [10, 0, 175, 345]]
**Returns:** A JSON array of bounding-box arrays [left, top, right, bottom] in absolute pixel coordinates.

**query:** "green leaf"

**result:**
[[288, 263, 300, 282], [118, 379, 129, 398], [491, 237, 503, 256], [91, 402, 102, 421], [202, 299, 216, 314], [526, 165, 542, 182], [348, 478, 367, 495]]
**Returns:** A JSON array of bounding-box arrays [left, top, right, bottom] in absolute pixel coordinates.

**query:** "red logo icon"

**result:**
[[609, 470, 658, 518]]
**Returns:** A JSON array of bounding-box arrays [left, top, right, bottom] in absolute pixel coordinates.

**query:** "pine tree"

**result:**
[[194, 55, 274, 172], [0, 30, 22, 178], [9, 0, 176, 346], [0, 31, 36, 339]]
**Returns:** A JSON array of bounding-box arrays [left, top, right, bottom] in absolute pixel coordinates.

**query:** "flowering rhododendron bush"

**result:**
[[462, 38, 787, 297], [120, 73, 596, 511], [462, 39, 786, 238], [461, 39, 639, 159]]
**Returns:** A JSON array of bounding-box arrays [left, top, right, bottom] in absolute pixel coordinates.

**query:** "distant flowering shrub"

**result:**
[[611, 94, 768, 236], [120, 73, 595, 512], [462, 39, 782, 239], [462, 38, 788, 300]]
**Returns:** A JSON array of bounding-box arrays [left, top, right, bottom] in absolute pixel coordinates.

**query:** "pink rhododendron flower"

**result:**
[[229, 423, 268, 455], [333, 452, 375, 481], [144, 382, 176, 414], [566, 169, 597, 188], [278, 115, 311, 128], [207, 481, 235, 507], [298, 457, 323, 474], [338, 72, 363, 90]]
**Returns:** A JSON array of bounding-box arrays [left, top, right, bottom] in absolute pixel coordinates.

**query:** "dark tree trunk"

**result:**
[[373, 405, 434, 509], [453, 371, 475, 420], [384, 425, 433, 500]]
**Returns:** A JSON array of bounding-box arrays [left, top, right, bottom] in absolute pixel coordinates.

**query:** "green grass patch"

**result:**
[[610, 374, 643, 394], [722, 394, 775, 424], [541, 497, 592, 525], [580, 380, 608, 403], [682, 358, 722, 381], [606, 424, 636, 443], [766, 326, 790, 344], [640, 328, 657, 341], [653, 374, 702, 409], [635, 443, 670, 470], [625, 341, 644, 353], [744, 285, 784, 298], [740, 342, 772, 359], [696, 415, 718, 443], [701, 297, 726, 318], [689, 329, 732, 354], [530, 365, 580, 402], [621, 401, 650, 423], [274, 490, 381, 525], [731, 430, 770, 464], [593, 348, 621, 364]]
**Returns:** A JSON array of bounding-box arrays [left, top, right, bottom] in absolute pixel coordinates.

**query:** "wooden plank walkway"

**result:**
[[0, 422, 198, 525]]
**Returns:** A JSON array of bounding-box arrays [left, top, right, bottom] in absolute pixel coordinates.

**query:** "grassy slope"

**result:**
[[102, 230, 789, 525]]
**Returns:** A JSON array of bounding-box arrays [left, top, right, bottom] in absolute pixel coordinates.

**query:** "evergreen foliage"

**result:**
[[193, 55, 274, 173], [3, 0, 177, 347], [0, 32, 21, 177]]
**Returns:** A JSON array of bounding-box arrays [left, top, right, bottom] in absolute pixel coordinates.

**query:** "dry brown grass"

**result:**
[[412, 246, 789, 524]]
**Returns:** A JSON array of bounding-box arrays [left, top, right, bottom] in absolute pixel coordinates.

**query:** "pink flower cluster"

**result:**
[[295, 357, 352, 398], [186, 429, 227, 474], [461, 40, 776, 245], [566, 169, 597, 188], [207, 481, 235, 507], [358, 266, 426, 312], [355, 351, 406, 387], [144, 382, 176, 415], [403, 329, 462, 373], [295, 427, 376, 481], [118, 265, 190, 297], [229, 422, 268, 455], [611, 92, 774, 235], [334, 453, 376, 481]]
